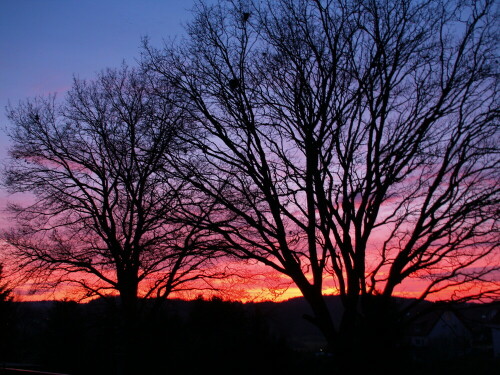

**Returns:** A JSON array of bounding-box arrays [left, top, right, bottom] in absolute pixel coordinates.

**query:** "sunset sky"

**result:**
[[0, 0, 197, 214], [0, 0, 207, 300], [0, 1, 496, 304]]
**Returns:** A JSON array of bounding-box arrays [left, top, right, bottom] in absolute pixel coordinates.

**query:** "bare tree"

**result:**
[[143, 0, 499, 366], [2, 65, 222, 373]]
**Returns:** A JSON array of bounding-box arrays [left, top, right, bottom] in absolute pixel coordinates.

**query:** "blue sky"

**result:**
[[0, 0, 197, 209], [0, 0, 196, 151]]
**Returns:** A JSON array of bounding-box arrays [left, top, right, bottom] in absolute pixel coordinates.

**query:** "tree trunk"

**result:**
[[116, 275, 140, 375], [335, 295, 404, 374], [301, 287, 338, 350]]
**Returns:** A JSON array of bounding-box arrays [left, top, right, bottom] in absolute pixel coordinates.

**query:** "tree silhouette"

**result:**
[[0, 263, 15, 363], [2, 66, 222, 374], [0, 263, 12, 303], [143, 0, 499, 368]]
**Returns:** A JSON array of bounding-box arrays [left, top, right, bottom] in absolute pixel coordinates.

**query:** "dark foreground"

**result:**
[[1, 297, 498, 375]]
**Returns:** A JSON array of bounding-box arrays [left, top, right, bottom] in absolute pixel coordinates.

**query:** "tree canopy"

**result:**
[[2, 66, 221, 306], [143, 0, 499, 361]]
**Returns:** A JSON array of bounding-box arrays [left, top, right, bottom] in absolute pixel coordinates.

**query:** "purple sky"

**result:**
[[0, 0, 197, 221]]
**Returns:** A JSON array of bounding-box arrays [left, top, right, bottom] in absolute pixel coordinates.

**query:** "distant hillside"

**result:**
[[11, 295, 498, 353], [4, 295, 499, 375]]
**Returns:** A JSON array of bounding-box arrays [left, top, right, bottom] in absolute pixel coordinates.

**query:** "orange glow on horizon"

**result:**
[[10, 265, 494, 304], [3, 240, 497, 304]]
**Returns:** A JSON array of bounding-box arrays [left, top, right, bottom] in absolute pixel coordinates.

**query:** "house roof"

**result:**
[[404, 301, 500, 336]]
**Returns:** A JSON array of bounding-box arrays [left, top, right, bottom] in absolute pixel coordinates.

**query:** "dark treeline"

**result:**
[[1, 296, 499, 375], [2, 297, 331, 375]]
